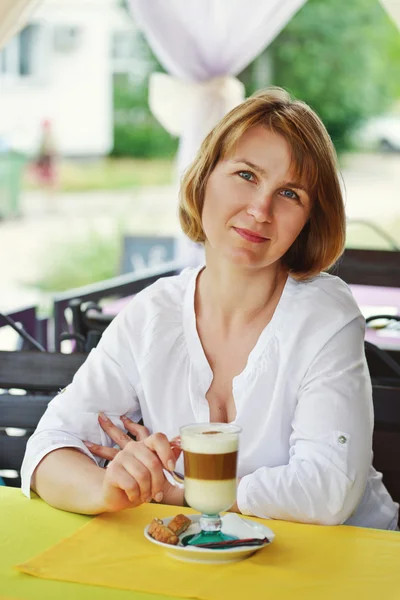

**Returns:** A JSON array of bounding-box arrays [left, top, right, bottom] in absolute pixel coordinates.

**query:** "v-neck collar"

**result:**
[[182, 265, 298, 394]]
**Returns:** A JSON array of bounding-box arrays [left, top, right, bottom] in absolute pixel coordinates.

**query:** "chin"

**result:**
[[224, 245, 267, 268]]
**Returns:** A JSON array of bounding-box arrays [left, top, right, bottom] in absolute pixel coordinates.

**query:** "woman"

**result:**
[[21, 87, 398, 529]]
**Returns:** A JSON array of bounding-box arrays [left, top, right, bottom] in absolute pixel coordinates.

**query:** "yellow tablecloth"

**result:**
[[0, 487, 170, 600], [2, 487, 400, 600]]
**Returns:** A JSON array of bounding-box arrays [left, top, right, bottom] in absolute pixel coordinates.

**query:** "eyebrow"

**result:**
[[230, 158, 310, 195], [280, 181, 309, 194], [231, 158, 268, 177]]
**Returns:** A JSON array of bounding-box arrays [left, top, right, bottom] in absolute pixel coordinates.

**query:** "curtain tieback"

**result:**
[[149, 72, 245, 137]]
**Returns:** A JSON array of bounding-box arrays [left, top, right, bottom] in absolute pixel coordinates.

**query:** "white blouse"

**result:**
[[21, 266, 399, 529]]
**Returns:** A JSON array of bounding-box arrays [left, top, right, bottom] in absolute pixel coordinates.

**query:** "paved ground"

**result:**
[[1, 152, 399, 348]]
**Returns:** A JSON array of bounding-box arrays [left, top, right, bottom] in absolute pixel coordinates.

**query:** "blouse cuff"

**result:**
[[236, 474, 255, 516]]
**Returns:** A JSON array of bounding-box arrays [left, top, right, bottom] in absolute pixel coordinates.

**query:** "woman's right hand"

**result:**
[[99, 428, 178, 513]]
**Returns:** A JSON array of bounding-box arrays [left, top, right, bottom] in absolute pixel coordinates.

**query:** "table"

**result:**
[[2, 487, 400, 600], [0, 487, 168, 600], [351, 284, 400, 313]]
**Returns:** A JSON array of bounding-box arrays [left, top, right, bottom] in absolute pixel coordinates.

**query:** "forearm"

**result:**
[[236, 461, 362, 525], [31, 448, 107, 515]]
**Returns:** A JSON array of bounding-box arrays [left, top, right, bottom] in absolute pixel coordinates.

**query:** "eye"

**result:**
[[237, 170, 255, 182], [280, 189, 300, 201]]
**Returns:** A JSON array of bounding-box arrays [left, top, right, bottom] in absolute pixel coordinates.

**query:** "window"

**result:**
[[112, 31, 136, 61], [53, 26, 82, 54], [112, 31, 150, 81], [0, 23, 47, 79], [19, 24, 40, 76]]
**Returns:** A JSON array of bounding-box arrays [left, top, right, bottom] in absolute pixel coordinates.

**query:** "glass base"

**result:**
[[182, 530, 238, 547], [182, 513, 238, 547]]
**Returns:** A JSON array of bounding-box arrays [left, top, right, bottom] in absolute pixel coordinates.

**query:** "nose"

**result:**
[[246, 190, 273, 223]]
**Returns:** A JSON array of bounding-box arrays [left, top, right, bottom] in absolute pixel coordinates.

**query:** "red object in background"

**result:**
[[34, 118, 57, 185]]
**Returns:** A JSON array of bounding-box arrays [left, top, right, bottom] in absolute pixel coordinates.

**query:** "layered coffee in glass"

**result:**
[[178, 422, 241, 546]]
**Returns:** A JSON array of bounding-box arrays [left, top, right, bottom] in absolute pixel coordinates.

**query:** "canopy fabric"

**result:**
[[380, 0, 400, 28], [129, 0, 307, 174], [0, 0, 41, 51]]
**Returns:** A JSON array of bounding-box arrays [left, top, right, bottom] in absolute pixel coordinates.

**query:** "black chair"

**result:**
[[366, 315, 400, 327], [61, 299, 113, 352], [0, 350, 87, 487], [365, 341, 400, 387], [331, 248, 400, 288], [372, 385, 400, 524]]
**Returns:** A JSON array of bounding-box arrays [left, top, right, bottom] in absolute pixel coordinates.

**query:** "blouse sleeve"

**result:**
[[236, 315, 373, 525], [20, 305, 142, 498]]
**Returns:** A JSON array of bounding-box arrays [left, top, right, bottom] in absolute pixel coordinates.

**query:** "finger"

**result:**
[[170, 436, 182, 461], [120, 450, 153, 504], [172, 446, 182, 462], [121, 416, 150, 441], [132, 444, 166, 502], [84, 441, 119, 461], [108, 463, 141, 505], [170, 435, 181, 447], [144, 432, 176, 471], [98, 413, 131, 449]]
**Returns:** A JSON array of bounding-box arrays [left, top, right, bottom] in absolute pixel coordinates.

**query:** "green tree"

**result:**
[[258, 0, 400, 150], [112, 32, 178, 158], [112, 74, 178, 158]]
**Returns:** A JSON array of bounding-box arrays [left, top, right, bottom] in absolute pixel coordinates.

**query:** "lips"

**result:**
[[233, 227, 269, 244]]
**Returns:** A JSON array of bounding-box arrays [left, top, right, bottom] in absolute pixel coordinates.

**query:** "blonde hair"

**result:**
[[179, 87, 345, 279]]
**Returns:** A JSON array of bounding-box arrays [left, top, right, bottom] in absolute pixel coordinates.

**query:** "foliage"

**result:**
[[112, 77, 178, 158], [34, 229, 122, 292], [246, 0, 400, 150], [112, 31, 178, 158]]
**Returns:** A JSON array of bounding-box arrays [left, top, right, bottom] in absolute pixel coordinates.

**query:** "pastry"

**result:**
[[167, 513, 191, 536], [148, 518, 179, 545]]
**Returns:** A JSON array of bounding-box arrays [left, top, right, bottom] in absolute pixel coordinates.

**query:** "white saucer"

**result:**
[[144, 514, 275, 564]]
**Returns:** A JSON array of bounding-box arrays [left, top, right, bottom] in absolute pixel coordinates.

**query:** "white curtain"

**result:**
[[380, 0, 400, 28], [0, 0, 41, 50], [129, 0, 307, 175]]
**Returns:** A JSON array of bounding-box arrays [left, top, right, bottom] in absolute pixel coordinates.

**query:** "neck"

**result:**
[[197, 247, 288, 331]]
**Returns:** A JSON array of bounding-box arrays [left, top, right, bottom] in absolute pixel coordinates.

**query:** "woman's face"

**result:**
[[202, 125, 312, 270]]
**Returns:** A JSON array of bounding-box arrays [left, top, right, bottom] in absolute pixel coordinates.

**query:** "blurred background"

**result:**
[[0, 0, 399, 348]]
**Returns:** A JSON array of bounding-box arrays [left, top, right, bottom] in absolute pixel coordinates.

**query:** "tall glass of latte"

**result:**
[[179, 422, 241, 546]]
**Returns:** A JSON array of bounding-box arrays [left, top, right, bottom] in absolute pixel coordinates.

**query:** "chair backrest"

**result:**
[[0, 350, 87, 391], [0, 350, 87, 486], [372, 385, 400, 520], [0, 393, 51, 486], [332, 248, 400, 287], [365, 342, 400, 387]]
